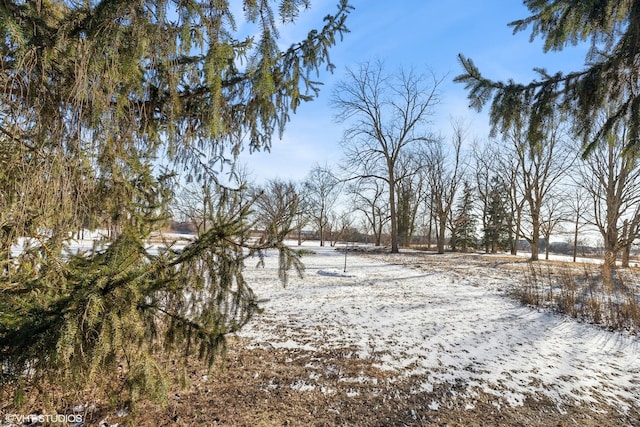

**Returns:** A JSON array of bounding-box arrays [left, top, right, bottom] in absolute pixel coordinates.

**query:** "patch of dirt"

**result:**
[[4, 337, 635, 427]]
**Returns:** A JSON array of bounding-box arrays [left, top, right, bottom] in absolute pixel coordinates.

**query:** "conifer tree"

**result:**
[[455, 1, 640, 155], [483, 176, 511, 253], [450, 181, 477, 252], [0, 0, 351, 408]]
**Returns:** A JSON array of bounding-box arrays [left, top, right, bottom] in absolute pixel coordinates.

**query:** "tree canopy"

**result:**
[[0, 0, 351, 407], [332, 60, 442, 253], [455, 0, 640, 155]]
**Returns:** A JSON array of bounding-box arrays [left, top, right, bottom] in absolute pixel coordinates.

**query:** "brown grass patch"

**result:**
[[2, 337, 637, 427], [516, 263, 640, 334]]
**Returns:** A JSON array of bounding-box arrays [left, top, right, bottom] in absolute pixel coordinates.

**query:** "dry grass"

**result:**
[[2, 337, 637, 427], [517, 263, 640, 334]]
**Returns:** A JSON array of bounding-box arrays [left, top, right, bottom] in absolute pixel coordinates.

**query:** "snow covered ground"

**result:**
[[237, 242, 640, 414]]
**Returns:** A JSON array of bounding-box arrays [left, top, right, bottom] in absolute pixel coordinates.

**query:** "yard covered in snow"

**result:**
[[233, 241, 640, 425], [4, 239, 639, 426]]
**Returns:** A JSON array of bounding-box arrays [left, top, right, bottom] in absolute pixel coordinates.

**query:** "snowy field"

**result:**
[[237, 242, 640, 415]]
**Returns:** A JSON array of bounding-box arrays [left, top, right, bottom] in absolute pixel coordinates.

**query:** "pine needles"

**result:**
[[0, 0, 343, 411]]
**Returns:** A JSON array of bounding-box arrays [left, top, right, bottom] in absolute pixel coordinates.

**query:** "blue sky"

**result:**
[[235, 1, 589, 183]]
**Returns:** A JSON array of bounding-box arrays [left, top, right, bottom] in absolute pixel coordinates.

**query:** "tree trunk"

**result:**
[[544, 233, 551, 260], [621, 220, 630, 268], [622, 244, 631, 268], [530, 236, 540, 261], [529, 213, 540, 261], [510, 205, 522, 256], [437, 215, 446, 254], [572, 211, 579, 263], [427, 203, 433, 250], [545, 245, 550, 260], [375, 222, 382, 246], [389, 173, 399, 253], [602, 248, 617, 286]]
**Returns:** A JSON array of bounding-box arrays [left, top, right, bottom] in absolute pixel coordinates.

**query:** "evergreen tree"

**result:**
[[483, 176, 511, 253], [0, 0, 351, 408], [455, 1, 640, 155], [450, 181, 477, 252]]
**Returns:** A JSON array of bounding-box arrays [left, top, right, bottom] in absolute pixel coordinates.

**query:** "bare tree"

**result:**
[[395, 151, 426, 247], [497, 150, 526, 256], [578, 128, 640, 276], [539, 191, 568, 260], [332, 60, 442, 253], [292, 183, 311, 246], [424, 194, 435, 249], [329, 210, 354, 247], [472, 142, 512, 253], [349, 178, 389, 246], [253, 179, 301, 244], [304, 165, 341, 247], [565, 187, 590, 262], [505, 115, 575, 261], [426, 121, 466, 254], [473, 142, 493, 253], [621, 218, 640, 268], [175, 170, 253, 236]]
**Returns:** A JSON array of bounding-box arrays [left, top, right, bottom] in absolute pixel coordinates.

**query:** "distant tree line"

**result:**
[[173, 102, 640, 275]]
